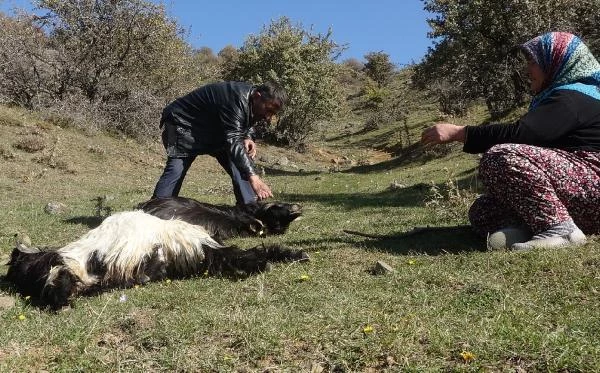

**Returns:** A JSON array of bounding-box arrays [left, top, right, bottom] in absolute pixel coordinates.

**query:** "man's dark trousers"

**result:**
[[152, 149, 256, 204]]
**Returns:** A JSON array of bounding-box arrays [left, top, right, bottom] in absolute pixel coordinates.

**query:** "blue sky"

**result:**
[[1, 0, 434, 66]]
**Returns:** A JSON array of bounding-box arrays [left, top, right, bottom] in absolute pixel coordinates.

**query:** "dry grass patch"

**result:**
[[13, 134, 46, 153]]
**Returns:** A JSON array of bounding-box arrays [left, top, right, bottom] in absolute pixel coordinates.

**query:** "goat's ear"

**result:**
[[248, 219, 265, 236], [261, 202, 276, 210]]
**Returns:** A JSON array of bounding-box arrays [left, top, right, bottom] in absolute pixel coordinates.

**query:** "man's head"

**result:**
[[250, 81, 288, 124]]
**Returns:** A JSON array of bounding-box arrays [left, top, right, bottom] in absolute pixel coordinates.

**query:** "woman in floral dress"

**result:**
[[421, 31, 600, 250]]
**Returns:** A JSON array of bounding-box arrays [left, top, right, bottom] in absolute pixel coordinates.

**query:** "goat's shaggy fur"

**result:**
[[5, 210, 307, 310], [137, 197, 302, 240]]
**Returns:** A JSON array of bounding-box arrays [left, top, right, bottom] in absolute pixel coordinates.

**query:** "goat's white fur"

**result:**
[[53, 210, 223, 287]]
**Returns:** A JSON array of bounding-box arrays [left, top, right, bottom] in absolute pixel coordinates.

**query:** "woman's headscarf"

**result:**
[[520, 31, 600, 109]]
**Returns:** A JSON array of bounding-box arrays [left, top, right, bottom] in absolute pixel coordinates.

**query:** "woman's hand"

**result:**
[[421, 123, 466, 146]]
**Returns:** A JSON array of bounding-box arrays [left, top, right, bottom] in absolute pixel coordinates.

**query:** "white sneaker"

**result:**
[[487, 227, 532, 250], [511, 228, 586, 251]]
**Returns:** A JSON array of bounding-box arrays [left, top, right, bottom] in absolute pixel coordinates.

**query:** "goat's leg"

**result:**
[[204, 244, 309, 277]]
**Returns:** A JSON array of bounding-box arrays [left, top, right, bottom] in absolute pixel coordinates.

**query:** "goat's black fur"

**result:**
[[137, 196, 302, 240], [6, 248, 77, 310], [202, 244, 309, 277]]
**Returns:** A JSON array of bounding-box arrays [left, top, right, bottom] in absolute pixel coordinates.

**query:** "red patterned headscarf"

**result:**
[[520, 32, 600, 108]]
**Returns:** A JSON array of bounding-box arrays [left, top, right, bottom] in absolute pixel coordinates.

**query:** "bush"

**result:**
[[0, 0, 206, 140], [14, 135, 46, 153], [363, 51, 395, 88], [225, 17, 346, 147]]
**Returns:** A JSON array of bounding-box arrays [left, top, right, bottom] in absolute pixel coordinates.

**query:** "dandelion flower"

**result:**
[[363, 325, 374, 334], [165, 279, 171, 284], [299, 274, 310, 281], [17, 314, 26, 321], [407, 259, 416, 265], [460, 350, 475, 363]]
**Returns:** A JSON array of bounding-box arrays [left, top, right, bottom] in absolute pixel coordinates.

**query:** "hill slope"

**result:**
[[0, 104, 599, 372]]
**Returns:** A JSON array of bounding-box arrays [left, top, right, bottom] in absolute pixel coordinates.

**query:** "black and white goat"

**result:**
[[5, 210, 308, 310], [137, 197, 303, 241]]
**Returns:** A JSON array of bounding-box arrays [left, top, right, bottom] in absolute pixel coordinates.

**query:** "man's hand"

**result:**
[[244, 138, 257, 160], [421, 122, 466, 146], [249, 175, 273, 200]]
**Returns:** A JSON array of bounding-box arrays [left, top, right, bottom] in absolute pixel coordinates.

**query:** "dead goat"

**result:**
[[5, 210, 308, 310]]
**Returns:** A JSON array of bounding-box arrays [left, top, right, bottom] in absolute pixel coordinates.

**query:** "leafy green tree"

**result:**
[[363, 51, 395, 87], [415, 0, 600, 118], [225, 17, 345, 147]]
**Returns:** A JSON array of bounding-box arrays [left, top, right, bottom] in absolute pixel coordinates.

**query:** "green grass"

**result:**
[[0, 104, 599, 371]]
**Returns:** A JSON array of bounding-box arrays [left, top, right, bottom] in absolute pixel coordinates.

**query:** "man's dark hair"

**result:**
[[255, 81, 288, 109]]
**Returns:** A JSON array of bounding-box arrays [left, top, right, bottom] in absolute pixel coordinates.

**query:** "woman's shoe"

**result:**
[[487, 227, 532, 250], [511, 228, 586, 251]]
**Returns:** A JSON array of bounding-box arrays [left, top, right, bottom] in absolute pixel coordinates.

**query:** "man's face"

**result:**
[[251, 92, 281, 125]]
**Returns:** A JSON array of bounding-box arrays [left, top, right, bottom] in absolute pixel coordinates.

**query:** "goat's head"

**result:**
[[5, 244, 76, 311], [247, 202, 302, 235]]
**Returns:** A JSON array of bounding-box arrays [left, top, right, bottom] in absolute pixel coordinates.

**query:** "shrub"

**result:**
[[363, 51, 395, 88], [14, 135, 46, 153], [225, 17, 346, 147]]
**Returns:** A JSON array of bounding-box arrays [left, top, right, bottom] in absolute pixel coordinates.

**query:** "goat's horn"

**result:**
[[16, 243, 41, 253]]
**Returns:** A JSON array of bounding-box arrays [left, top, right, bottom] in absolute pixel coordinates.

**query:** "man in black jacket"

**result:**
[[152, 81, 287, 204]]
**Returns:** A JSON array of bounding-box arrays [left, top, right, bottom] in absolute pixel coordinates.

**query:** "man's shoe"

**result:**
[[511, 228, 586, 251], [487, 227, 532, 250]]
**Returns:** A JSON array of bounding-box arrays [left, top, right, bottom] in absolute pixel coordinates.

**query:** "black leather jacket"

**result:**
[[160, 81, 257, 179]]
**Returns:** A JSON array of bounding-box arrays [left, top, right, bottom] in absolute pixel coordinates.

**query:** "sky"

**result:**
[[0, 0, 434, 66]]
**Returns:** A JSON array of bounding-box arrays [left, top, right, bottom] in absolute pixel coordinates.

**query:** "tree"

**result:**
[[363, 51, 395, 87], [0, 13, 47, 107], [415, 0, 600, 118], [0, 0, 210, 139], [192, 46, 221, 83], [218, 45, 240, 77], [32, 0, 196, 101], [224, 17, 345, 147]]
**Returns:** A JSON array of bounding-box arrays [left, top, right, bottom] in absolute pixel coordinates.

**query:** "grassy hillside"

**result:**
[[0, 102, 599, 372]]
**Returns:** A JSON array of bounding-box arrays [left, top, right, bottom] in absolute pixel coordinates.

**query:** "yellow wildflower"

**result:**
[[17, 314, 26, 321], [299, 274, 310, 281], [460, 350, 475, 363], [363, 325, 374, 334], [407, 259, 416, 265]]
